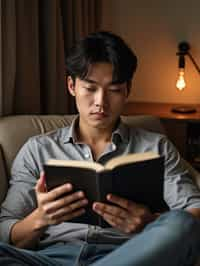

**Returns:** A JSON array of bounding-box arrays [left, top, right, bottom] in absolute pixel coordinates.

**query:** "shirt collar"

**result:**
[[111, 118, 129, 144], [63, 116, 79, 144], [63, 115, 129, 144]]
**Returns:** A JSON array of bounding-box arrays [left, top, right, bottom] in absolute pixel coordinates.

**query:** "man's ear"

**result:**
[[126, 80, 132, 97], [67, 76, 76, 96]]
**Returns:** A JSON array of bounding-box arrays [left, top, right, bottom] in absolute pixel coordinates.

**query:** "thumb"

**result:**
[[35, 171, 47, 193]]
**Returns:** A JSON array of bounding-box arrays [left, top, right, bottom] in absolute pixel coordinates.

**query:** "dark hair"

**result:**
[[65, 31, 137, 86]]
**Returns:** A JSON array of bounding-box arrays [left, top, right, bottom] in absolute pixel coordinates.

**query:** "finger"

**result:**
[[97, 211, 125, 229], [44, 191, 87, 213], [93, 202, 127, 219], [45, 183, 74, 202], [101, 212, 141, 234], [47, 198, 88, 219], [107, 194, 136, 211], [35, 172, 47, 193], [48, 208, 86, 225]]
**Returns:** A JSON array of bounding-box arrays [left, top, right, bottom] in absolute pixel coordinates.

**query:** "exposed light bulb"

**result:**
[[176, 68, 186, 91]]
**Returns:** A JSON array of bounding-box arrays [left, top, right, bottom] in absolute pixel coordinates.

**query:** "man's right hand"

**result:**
[[10, 172, 88, 249], [34, 172, 88, 230]]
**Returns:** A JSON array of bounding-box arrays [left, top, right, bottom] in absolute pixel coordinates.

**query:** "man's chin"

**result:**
[[89, 117, 117, 129]]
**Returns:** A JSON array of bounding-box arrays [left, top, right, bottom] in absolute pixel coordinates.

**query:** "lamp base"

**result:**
[[171, 105, 197, 114]]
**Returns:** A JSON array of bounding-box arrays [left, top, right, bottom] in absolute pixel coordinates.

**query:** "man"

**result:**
[[0, 31, 200, 266]]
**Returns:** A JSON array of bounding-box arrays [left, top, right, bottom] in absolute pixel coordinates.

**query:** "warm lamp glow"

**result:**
[[172, 41, 199, 114], [176, 69, 186, 91]]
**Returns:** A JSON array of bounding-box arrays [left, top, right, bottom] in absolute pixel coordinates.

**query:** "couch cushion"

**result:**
[[121, 115, 165, 134], [0, 115, 76, 174]]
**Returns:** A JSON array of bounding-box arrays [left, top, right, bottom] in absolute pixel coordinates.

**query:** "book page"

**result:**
[[46, 159, 104, 172], [105, 152, 160, 170]]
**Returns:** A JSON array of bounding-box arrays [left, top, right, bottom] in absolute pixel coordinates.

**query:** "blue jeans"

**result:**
[[0, 210, 200, 266]]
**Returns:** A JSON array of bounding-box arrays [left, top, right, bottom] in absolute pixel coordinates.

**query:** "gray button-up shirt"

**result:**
[[1, 117, 200, 247]]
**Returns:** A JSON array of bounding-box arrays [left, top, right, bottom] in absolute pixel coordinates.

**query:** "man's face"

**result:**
[[67, 63, 129, 130]]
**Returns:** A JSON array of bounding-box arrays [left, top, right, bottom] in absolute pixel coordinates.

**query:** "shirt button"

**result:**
[[84, 153, 90, 159]]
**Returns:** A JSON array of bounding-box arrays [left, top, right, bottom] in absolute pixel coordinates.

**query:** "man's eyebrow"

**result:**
[[83, 78, 118, 85], [83, 78, 98, 84]]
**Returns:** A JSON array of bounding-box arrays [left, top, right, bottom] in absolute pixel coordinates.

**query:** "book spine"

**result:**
[[97, 171, 113, 228], [96, 172, 103, 226]]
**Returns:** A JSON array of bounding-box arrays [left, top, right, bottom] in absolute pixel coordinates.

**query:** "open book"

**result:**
[[43, 152, 168, 227]]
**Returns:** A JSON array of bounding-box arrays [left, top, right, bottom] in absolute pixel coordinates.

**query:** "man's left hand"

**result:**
[[92, 194, 158, 234]]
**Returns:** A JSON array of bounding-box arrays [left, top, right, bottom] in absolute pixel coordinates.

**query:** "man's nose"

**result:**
[[94, 89, 108, 107]]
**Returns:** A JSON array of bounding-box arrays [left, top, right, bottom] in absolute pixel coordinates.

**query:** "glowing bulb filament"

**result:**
[[176, 69, 186, 91]]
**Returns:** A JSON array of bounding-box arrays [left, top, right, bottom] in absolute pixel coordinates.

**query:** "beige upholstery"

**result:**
[[0, 114, 200, 265]]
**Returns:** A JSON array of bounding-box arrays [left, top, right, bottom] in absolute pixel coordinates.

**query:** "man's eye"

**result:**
[[109, 87, 122, 92], [84, 87, 97, 92]]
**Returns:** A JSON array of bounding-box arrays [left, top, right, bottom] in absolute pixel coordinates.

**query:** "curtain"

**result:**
[[0, 0, 101, 116]]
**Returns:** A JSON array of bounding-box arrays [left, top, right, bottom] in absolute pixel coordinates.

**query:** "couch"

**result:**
[[0, 114, 200, 265]]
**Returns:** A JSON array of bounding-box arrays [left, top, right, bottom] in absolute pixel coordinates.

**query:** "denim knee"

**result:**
[[158, 210, 200, 227], [151, 210, 200, 244]]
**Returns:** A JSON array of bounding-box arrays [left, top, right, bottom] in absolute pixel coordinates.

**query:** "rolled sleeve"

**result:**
[[0, 139, 39, 243], [0, 218, 19, 243]]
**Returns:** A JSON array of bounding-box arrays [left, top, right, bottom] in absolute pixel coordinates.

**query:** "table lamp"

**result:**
[[171, 41, 200, 113]]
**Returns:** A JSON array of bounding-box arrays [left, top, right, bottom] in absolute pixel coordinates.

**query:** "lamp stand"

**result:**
[[173, 41, 199, 114], [171, 105, 196, 114]]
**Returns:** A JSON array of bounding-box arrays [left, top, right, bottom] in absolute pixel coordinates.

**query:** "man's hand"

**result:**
[[10, 172, 88, 249], [93, 194, 158, 234], [34, 172, 88, 229]]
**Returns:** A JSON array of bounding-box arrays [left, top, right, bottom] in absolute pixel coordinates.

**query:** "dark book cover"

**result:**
[[44, 155, 168, 227]]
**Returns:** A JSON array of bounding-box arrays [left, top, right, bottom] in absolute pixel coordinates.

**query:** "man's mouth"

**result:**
[[91, 112, 108, 117]]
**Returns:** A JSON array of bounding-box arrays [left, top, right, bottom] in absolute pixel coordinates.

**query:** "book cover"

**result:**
[[43, 152, 168, 227]]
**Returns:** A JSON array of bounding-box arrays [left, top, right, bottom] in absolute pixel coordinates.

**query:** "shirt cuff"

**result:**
[[0, 219, 19, 244]]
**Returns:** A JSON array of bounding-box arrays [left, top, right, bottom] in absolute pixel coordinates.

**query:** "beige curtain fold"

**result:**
[[0, 0, 101, 116]]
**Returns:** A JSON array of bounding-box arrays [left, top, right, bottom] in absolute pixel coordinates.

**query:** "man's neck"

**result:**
[[77, 125, 112, 146], [77, 126, 113, 161], [75, 117, 119, 160]]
